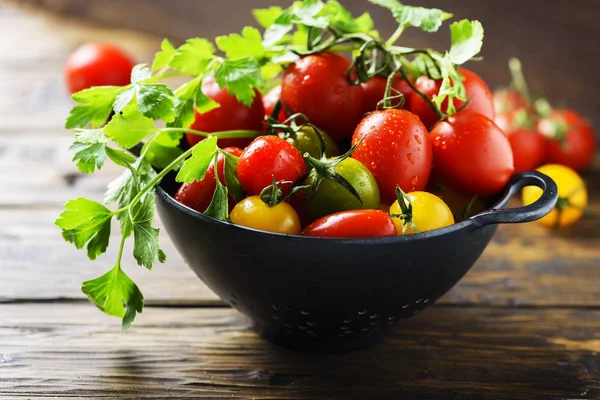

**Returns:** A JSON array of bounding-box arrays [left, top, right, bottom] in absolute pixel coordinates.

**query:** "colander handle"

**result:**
[[469, 171, 558, 227]]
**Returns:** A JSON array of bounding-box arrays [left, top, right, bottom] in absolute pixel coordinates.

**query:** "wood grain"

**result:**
[[1, 304, 599, 399]]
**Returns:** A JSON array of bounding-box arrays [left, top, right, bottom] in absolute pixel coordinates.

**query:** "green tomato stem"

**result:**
[[508, 58, 530, 104], [385, 25, 405, 46]]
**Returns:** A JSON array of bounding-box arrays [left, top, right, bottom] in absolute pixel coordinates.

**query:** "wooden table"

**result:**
[[1, 4, 600, 399]]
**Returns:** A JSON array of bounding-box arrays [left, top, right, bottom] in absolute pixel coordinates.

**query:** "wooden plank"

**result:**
[[2, 204, 600, 307], [1, 304, 599, 399]]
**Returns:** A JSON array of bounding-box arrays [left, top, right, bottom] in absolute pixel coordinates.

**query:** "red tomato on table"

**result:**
[[64, 42, 135, 93]]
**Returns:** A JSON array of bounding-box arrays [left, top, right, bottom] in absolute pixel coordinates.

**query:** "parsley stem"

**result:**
[[114, 233, 127, 267], [385, 25, 405, 46], [160, 128, 262, 139]]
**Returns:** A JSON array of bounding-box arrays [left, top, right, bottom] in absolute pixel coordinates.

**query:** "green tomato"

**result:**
[[306, 158, 380, 220], [283, 126, 340, 159]]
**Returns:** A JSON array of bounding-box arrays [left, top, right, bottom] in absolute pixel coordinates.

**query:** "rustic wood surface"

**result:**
[[1, 3, 599, 399]]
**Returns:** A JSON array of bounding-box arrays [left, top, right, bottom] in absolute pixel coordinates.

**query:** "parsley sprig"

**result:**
[[57, 0, 485, 328]]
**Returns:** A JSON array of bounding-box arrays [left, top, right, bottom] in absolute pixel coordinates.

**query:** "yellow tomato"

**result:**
[[230, 196, 301, 235], [522, 164, 587, 228], [389, 191, 455, 235]]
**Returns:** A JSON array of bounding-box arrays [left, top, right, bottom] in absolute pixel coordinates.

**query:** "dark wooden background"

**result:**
[[19, 0, 600, 131]]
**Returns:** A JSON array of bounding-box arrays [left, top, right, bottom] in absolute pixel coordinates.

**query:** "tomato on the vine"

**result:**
[[302, 210, 397, 238], [389, 191, 454, 234], [429, 110, 514, 197], [64, 42, 135, 94], [230, 196, 301, 235], [280, 52, 364, 141], [187, 77, 264, 149], [284, 126, 340, 158], [507, 127, 546, 173], [409, 68, 494, 129], [174, 147, 243, 213], [306, 158, 380, 220], [360, 75, 414, 114], [537, 109, 596, 172], [237, 136, 306, 196], [522, 164, 587, 228], [494, 89, 529, 115], [351, 109, 432, 203]]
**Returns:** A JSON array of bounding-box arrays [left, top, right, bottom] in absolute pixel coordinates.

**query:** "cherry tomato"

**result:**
[[284, 126, 340, 158], [230, 196, 301, 235], [507, 128, 546, 173], [262, 85, 288, 123], [494, 89, 528, 115], [429, 183, 486, 221], [522, 164, 587, 228], [302, 210, 397, 238], [174, 147, 243, 213], [281, 52, 364, 141], [537, 109, 596, 172], [409, 68, 494, 129], [351, 109, 432, 203], [430, 110, 514, 197], [360, 75, 414, 114], [389, 191, 454, 234], [237, 136, 306, 196], [187, 77, 264, 149], [64, 42, 135, 94], [306, 158, 380, 220]]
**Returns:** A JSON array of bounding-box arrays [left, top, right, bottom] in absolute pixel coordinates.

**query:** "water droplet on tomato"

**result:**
[[433, 136, 441, 147], [406, 153, 414, 164], [411, 176, 419, 186], [441, 141, 447, 150], [414, 135, 422, 144]]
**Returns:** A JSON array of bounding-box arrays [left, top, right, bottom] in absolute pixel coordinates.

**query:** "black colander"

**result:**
[[155, 171, 557, 352]]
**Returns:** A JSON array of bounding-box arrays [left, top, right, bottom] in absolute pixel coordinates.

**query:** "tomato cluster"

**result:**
[[170, 51, 522, 237]]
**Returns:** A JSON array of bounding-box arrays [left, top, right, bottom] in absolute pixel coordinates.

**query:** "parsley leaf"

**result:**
[[216, 27, 266, 60], [204, 179, 229, 221], [66, 86, 124, 129], [129, 192, 166, 269], [104, 104, 156, 149], [168, 77, 218, 128], [136, 83, 175, 122], [432, 53, 466, 114], [253, 6, 283, 28], [222, 151, 245, 203], [176, 136, 218, 183], [81, 265, 144, 329], [449, 20, 484, 65], [69, 129, 109, 174], [152, 38, 176, 72], [170, 38, 216, 75], [214, 58, 263, 106], [56, 198, 113, 260], [131, 63, 152, 83], [105, 147, 137, 168], [323, 1, 378, 35], [368, 0, 452, 32], [263, 0, 328, 46], [143, 132, 184, 169]]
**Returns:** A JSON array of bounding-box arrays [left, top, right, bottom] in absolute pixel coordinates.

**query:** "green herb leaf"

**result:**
[[253, 6, 283, 28], [66, 86, 124, 129], [143, 131, 184, 169], [167, 77, 218, 128], [131, 64, 152, 83], [216, 27, 266, 60], [170, 38, 216, 75], [449, 20, 484, 65], [105, 147, 137, 168], [431, 53, 466, 114], [81, 265, 144, 329], [176, 136, 218, 183], [56, 198, 113, 260], [214, 58, 263, 106], [129, 192, 166, 269], [222, 151, 245, 203], [152, 38, 176, 72], [70, 142, 107, 174], [136, 83, 175, 122], [204, 178, 229, 221], [322, 1, 378, 35], [263, 0, 328, 46], [104, 104, 156, 149], [368, 0, 452, 32], [113, 87, 135, 114]]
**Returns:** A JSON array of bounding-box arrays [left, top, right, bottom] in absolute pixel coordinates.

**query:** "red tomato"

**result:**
[[237, 136, 306, 196], [430, 110, 514, 197], [174, 147, 243, 213], [187, 78, 265, 149], [360, 75, 414, 114], [538, 109, 596, 171], [351, 109, 432, 203], [262, 85, 288, 123], [494, 89, 528, 115], [64, 42, 135, 94], [507, 128, 546, 173], [409, 68, 494, 129], [302, 210, 397, 238], [280, 52, 363, 141]]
